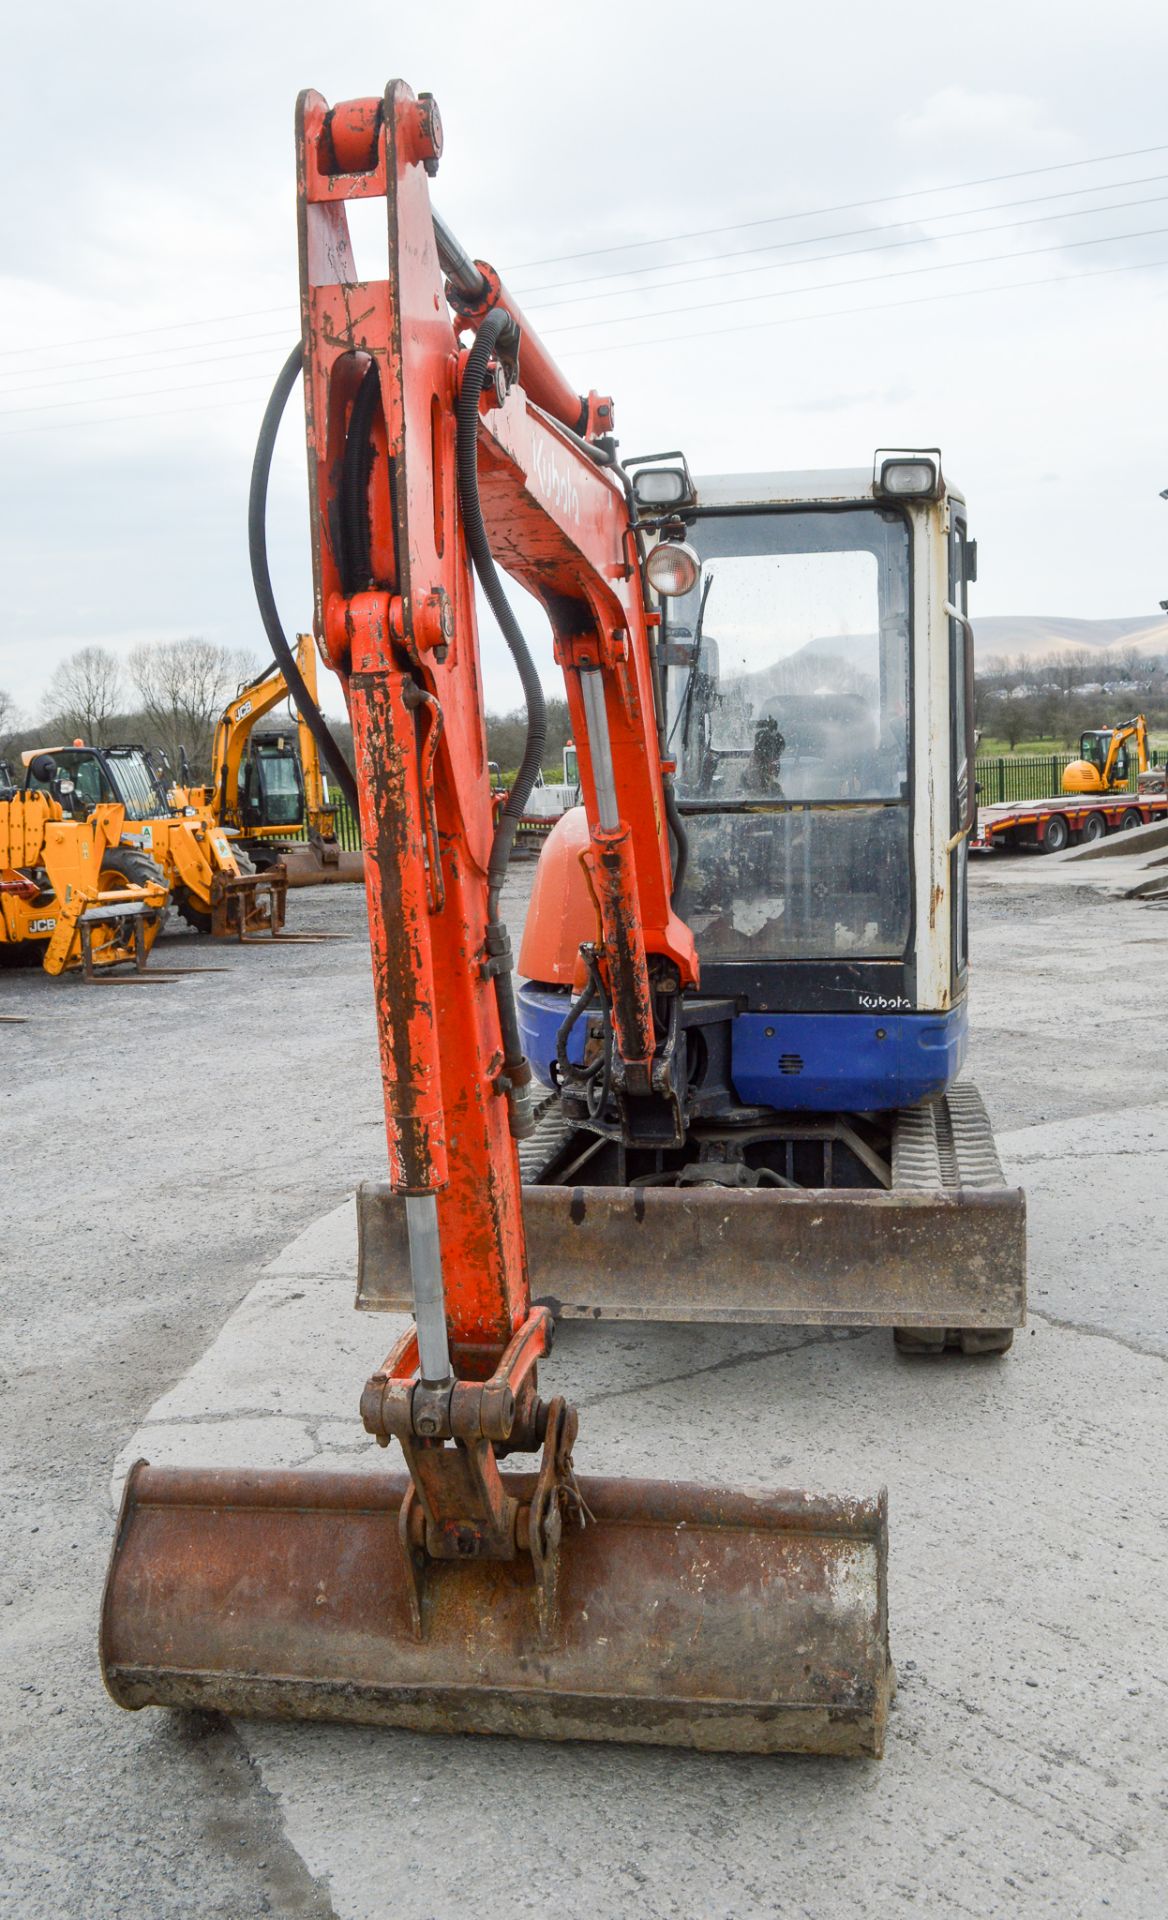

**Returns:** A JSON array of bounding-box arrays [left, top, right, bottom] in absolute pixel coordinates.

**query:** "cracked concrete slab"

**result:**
[[995, 1105, 1168, 1355], [116, 1151, 1168, 1920]]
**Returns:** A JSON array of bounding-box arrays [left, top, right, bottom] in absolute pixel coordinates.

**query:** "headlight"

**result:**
[[875, 452, 942, 500], [644, 540, 701, 597], [633, 466, 689, 507]]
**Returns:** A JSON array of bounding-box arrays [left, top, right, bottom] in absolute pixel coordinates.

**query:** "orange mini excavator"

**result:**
[[101, 81, 893, 1755]]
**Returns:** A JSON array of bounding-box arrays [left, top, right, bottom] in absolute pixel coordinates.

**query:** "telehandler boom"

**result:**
[[102, 80, 925, 1754]]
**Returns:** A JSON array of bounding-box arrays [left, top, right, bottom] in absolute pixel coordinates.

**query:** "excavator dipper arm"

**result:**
[[100, 79, 892, 1755]]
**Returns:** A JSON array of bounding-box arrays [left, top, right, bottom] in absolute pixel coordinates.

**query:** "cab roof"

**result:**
[[692, 468, 964, 509]]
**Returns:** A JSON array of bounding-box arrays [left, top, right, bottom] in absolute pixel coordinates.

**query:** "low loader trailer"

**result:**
[[974, 780, 1168, 855]]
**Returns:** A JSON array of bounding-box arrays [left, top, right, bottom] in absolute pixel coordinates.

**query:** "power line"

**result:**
[[0, 304, 296, 364], [577, 252, 1168, 358], [3, 139, 1166, 366], [12, 185, 1166, 410], [0, 369, 283, 421], [542, 222, 1168, 337], [4, 250, 1163, 434], [0, 326, 295, 393], [504, 141, 1168, 272], [0, 392, 277, 437], [514, 172, 1168, 301], [15, 175, 1163, 398], [524, 190, 1168, 315], [0, 340, 295, 402]]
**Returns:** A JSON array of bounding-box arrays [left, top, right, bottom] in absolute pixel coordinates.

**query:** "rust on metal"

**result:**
[[101, 1462, 893, 1756], [356, 1179, 1026, 1328], [210, 868, 289, 940]]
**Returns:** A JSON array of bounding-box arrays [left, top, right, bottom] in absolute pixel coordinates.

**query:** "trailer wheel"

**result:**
[[1120, 808, 1143, 832], [894, 1327, 1013, 1357], [1042, 814, 1069, 853], [1080, 812, 1107, 845]]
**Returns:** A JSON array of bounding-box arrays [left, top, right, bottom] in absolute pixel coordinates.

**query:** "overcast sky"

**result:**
[[3, 0, 1167, 721]]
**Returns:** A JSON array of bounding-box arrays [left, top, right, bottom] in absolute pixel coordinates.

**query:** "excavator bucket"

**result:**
[[102, 1462, 891, 1755], [278, 842, 366, 886]]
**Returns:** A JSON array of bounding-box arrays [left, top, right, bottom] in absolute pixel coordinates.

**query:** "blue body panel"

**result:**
[[518, 985, 967, 1114]]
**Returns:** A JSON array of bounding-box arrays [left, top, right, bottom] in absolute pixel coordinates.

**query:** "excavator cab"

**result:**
[[239, 731, 307, 830], [520, 459, 977, 1126]]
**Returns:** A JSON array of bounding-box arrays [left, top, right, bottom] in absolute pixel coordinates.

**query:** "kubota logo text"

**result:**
[[532, 435, 580, 524]]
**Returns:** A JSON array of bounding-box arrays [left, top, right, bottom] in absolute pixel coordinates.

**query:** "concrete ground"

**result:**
[[2, 863, 1165, 1918]]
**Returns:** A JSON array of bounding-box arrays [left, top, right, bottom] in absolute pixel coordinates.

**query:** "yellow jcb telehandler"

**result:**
[[21, 744, 290, 941], [1, 786, 168, 980]]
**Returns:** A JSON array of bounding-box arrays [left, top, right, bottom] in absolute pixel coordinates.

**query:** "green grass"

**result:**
[[977, 737, 1066, 756], [978, 734, 1168, 758]]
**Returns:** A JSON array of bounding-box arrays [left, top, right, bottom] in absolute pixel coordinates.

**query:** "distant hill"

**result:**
[[973, 615, 1168, 665]]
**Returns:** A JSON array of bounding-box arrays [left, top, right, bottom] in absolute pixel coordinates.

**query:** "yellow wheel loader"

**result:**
[[21, 744, 289, 941], [1, 787, 167, 980]]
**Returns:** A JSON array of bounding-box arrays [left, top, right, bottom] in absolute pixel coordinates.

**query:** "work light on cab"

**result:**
[[645, 539, 701, 597], [875, 452, 941, 500]]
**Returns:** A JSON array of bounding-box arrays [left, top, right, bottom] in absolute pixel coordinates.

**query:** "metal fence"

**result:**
[[301, 766, 1168, 838], [330, 805, 362, 850], [974, 749, 1163, 807]]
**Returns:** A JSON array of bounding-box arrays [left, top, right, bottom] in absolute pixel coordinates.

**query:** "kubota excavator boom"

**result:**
[[101, 81, 892, 1755]]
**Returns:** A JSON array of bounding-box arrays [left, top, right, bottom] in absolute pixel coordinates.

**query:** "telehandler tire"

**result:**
[[99, 849, 170, 937]]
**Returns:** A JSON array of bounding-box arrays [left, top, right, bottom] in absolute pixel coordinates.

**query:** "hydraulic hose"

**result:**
[[455, 306, 546, 917], [338, 363, 381, 595], [454, 305, 544, 1134], [249, 344, 361, 820]]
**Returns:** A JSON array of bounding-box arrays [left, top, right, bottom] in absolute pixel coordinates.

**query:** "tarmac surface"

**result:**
[[2, 860, 1166, 1918]]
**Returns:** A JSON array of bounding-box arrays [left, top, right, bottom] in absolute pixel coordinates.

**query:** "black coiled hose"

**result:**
[[248, 344, 361, 819], [454, 307, 547, 918]]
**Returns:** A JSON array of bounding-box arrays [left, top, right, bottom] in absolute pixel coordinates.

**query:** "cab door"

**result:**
[[948, 512, 976, 990]]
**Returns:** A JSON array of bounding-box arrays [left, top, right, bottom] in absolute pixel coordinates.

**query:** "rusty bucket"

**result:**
[[101, 1462, 891, 1755], [279, 843, 365, 886]]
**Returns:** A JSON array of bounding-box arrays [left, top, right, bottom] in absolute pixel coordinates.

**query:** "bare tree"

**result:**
[[42, 646, 125, 744], [128, 637, 259, 778], [0, 685, 21, 764]]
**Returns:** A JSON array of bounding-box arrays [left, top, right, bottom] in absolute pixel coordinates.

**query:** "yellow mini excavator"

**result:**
[[1061, 714, 1149, 794]]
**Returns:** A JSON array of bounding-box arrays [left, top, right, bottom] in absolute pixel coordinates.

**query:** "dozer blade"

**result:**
[[102, 1462, 892, 1756], [357, 1180, 1026, 1331]]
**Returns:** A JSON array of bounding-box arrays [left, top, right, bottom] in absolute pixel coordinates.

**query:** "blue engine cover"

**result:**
[[518, 985, 967, 1114]]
